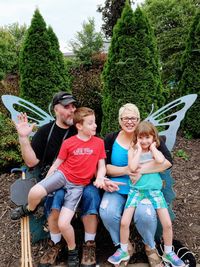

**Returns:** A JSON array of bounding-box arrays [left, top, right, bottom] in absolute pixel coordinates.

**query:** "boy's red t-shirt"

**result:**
[[58, 135, 106, 185]]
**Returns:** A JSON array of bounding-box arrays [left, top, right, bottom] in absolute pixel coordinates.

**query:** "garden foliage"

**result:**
[[97, 0, 127, 38], [70, 17, 104, 67], [71, 54, 107, 133], [143, 0, 198, 93], [101, 2, 164, 136], [0, 113, 22, 172], [178, 10, 200, 137], [19, 9, 69, 112]]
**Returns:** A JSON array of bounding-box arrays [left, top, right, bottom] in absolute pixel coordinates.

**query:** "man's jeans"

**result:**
[[45, 183, 101, 217]]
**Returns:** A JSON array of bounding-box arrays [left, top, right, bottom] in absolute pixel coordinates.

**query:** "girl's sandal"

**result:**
[[145, 249, 164, 267]]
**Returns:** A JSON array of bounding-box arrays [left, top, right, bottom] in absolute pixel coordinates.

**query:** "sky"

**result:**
[[0, 0, 144, 53]]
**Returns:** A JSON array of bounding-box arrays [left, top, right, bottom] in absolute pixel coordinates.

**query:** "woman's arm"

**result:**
[[106, 164, 129, 177], [140, 158, 172, 174], [104, 131, 130, 177], [107, 154, 171, 177]]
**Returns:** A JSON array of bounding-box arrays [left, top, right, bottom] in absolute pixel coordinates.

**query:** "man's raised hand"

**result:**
[[14, 113, 36, 138]]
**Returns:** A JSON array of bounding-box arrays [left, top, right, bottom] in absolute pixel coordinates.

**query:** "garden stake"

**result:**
[[11, 168, 33, 267]]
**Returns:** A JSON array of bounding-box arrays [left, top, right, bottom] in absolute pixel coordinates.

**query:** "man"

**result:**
[[11, 92, 109, 267]]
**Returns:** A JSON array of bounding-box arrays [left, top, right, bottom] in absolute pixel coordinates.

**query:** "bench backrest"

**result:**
[[1, 94, 197, 151]]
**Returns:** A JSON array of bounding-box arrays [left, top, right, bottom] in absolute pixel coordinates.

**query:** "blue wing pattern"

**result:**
[[1, 95, 54, 128], [145, 94, 197, 151]]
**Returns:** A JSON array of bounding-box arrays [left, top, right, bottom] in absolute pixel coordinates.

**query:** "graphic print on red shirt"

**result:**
[[58, 135, 106, 185]]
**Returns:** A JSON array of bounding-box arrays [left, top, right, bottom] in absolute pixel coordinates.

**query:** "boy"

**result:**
[[17, 107, 106, 267]]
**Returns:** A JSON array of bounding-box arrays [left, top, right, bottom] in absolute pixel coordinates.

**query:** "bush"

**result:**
[[71, 65, 104, 133], [0, 74, 19, 113], [0, 112, 22, 173], [178, 11, 200, 137], [101, 4, 164, 136]]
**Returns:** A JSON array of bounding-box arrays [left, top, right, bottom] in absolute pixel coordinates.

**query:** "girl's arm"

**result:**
[[150, 142, 165, 164], [46, 158, 64, 177], [132, 140, 172, 176], [128, 144, 142, 171]]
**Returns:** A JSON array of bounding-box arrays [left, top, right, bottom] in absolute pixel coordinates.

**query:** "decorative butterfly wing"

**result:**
[[145, 94, 197, 151], [1, 95, 54, 133]]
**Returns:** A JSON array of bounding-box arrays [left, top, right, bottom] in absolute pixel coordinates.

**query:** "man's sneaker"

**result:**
[[68, 248, 79, 267], [81, 241, 96, 267], [162, 251, 185, 267], [38, 240, 64, 267], [108, 248, 130, 265], [10, 205, 33, 220]]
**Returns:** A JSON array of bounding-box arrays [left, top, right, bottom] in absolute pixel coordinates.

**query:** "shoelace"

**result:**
[[83, 244, 95, 261], [89, 246, 95, 260], [158, 243, 194, 267]]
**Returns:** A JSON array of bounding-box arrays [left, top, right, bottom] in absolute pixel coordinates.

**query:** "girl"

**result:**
[[108, 121, 185, 267]]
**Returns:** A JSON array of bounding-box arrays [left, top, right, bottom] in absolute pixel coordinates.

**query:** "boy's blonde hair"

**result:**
[[132, 121, 160, 147], [73, 107, 95, 125], [118, 103, 140, 124]]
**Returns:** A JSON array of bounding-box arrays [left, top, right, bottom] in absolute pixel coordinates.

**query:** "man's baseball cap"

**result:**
[[52, 92, 76, 107]]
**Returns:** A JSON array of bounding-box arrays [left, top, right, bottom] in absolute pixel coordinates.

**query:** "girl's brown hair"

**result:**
[[132, 121, 160, 147]]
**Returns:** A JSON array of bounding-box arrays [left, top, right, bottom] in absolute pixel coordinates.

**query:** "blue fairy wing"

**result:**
[[145, 94, 197, 151], [1, 95, 54, 129]]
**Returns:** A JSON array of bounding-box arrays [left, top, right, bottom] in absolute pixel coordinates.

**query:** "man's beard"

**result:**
[[63, 118, 73, 126]]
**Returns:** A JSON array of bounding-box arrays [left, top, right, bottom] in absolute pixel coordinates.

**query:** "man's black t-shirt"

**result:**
[[31, 121, 77, 166]]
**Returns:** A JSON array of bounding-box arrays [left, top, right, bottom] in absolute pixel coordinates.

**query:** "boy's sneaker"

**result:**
[[162, 251, 185, 267], [108, 248, 130, 265], [10, 204, 33, 220], [68, 248, 79, 267]]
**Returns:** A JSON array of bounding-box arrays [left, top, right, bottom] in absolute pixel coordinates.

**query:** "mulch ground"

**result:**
[[0, 135, 199, 267]]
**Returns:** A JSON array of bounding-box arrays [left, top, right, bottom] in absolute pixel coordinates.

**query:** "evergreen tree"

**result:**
[[101, 2, 164, 136], [0, 23, 26, 79], [70, 17, 103, 67], [143, 0, 197, 93], [97, 0, 127, 38], [178, 11, 200, 137], [47, 26, 70, 92], [19, 9, 68, 111]]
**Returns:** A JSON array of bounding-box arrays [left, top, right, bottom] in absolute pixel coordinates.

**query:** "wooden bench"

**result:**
[[1, 93, 197, 244]]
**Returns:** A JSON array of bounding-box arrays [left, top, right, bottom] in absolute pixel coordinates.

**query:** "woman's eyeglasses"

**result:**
[[121, 117, 139, 122]]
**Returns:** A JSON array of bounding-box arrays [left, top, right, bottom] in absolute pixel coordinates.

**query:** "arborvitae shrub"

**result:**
[[19, 9, 69, 111], [178, 11, 200, 137], [101, 3, 164, 136], [0, 113, 22, 172]]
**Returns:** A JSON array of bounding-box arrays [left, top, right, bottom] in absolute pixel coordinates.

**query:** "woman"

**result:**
[[99, 103, 173, 267]]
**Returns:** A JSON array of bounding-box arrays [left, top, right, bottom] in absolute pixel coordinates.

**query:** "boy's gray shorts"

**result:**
[[38, 170, 84, 211]]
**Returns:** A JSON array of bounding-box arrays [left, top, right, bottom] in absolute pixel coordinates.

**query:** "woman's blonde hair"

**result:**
[[118, 103, 140, 124], [132, 121, 160, 147]]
